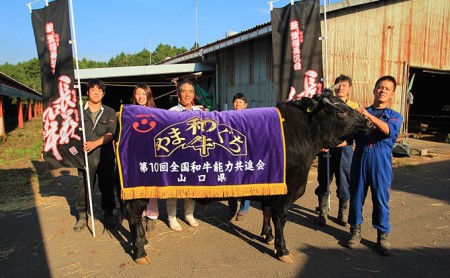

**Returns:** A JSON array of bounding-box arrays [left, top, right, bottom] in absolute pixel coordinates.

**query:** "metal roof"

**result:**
[[75, 63, 216, 81], [0, 72, 42, 100], [160, 23, 272, 65]]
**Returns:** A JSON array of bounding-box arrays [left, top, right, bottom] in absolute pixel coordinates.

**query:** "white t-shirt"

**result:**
[[169, 103, 202, 112]]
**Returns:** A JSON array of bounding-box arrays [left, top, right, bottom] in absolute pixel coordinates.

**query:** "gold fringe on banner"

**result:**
[[121, 183, 287, 200]]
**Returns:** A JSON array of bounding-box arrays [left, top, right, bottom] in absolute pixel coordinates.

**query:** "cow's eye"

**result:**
[[337, 109, 347, 119]]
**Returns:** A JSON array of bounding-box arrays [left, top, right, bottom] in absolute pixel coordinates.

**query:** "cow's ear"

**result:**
[[304, 98, 319, 113], [322, 88, 334, 97]]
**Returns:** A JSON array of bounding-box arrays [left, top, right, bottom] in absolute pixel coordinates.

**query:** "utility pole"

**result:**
[[149, 36, 152, 65], [195, 0, 198, 49]]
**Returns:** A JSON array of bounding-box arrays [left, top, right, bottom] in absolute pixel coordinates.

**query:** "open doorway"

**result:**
[[407, 67, 450, 142]]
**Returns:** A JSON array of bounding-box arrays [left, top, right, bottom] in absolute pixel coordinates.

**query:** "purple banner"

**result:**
[[117, 105, 287, 200]]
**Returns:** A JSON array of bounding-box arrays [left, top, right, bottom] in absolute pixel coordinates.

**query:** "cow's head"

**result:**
[[281, 90, 369, 149], [307, 92, 370, 148]]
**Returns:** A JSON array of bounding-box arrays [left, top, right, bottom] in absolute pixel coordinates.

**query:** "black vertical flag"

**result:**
[[271, 0, 323, 102], [31, 0, 85, 169]]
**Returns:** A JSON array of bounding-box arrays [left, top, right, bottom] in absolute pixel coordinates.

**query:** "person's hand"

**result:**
[[356, 106, 364, 116], [320, 148, 329, 152], [356, 106, 371, 120], [83, 141, 98, 153]]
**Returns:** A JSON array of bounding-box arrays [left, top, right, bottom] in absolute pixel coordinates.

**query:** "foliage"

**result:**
[[0, 43, 189, 92], [0, 58, 42, 92], [78, 58, 108, 69], [151, 44, 188, 64]]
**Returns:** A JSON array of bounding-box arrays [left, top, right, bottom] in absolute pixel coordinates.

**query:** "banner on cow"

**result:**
[[271, 0, 323, 102], [117, 105, 287, 200], [31, 0, 84, 169]]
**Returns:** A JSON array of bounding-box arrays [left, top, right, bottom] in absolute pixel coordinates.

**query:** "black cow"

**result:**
[[124, 93, 370, 265]]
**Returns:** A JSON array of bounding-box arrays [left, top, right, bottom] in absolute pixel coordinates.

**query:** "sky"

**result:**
[[0, 0, 339, 65]]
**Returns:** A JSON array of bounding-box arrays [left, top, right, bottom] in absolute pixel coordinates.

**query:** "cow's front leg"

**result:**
[[261, 205, 274, 245], [124, 200, 151, 265], [272, 209, 294, 263]]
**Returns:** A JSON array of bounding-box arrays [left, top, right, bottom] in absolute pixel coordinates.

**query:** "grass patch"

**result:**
[[0, 115, 43, 167], [15, 141, 43, 159]]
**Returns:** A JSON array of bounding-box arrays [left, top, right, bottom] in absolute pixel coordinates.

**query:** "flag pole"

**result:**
[[322, 0, 331, 210], [322, 0, 329, 88], [68, 0, 96, 237], [26, 0, 41, 13], [267, 0, 280, 11]]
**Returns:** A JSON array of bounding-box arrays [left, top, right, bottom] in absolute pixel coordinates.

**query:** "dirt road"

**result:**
[[1, 139, 449, 277]]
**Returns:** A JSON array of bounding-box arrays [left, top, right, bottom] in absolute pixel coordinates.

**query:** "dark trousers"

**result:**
[[76, 157, 116, 212], [314, 145, 353, 201]]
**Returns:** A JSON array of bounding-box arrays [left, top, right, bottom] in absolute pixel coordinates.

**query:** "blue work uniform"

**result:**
[[348, 106, 402, 233]]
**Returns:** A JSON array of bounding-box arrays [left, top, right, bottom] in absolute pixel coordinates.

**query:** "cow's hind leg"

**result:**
[[124, 199, 151, 265], [272, 209, 294, 263], [261, 205, 274, 245]]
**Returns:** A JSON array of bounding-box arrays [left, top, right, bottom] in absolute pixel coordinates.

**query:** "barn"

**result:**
[[77, 0, 450, 139], [0, 72, 42, 138]]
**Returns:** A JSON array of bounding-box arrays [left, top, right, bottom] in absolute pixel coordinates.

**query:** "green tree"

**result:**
[[152, 44, 188, 64], [128, 49, 151, 66], [78, 58, 107, 69], [0, 59, 41, 91], [0, 42, 189, 91], [108, 52, 129, 67]]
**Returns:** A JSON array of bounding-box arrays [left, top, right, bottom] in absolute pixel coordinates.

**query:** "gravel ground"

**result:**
[[0, 138, 449, 278]]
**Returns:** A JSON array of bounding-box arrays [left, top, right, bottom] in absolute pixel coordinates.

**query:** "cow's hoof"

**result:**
[[262, 235, 275, 245], [135, 256, 151, 265], [279, 254, 295, 263]]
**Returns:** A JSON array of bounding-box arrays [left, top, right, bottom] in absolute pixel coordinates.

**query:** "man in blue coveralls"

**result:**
[[346, 75, 403, 256]]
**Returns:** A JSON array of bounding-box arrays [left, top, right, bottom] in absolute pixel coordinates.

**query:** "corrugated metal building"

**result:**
[[79, 0, 449, 134], [324, 0, 450, 134], [160, 0, 449, 133]]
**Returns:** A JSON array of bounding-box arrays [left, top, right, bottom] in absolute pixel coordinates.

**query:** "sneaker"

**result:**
[[168, 216, 182, 231], [185, 214, 199, 227]]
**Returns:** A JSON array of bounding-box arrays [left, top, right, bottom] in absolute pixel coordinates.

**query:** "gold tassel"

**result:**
[[121, 183, 287, 200]]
